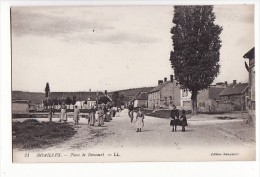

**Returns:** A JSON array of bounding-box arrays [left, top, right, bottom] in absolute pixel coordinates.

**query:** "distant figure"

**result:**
[[49, 106, 54, 122], [170, 105, 179, 132], [89, 106, 96, 126], [73, 105, 80, 125], [136, 107, 145, 132], [111, 106, 116, 117], [128, 103, 134, 123], [104, 106, 111, 122], [179, 110, 188, 132], [97, 106, 104, 126], [59, 103, 67, 123]]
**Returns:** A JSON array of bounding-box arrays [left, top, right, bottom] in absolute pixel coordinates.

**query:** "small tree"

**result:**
[[45, 82, 50, 98], [65, 97, 71, 109], [119, 94, 125, 106], [112, 91, 120, 107], [170, 5, 222, 114], [98, 96, 111, 104], [53, 98, 58, 109], [71, 95, 77, 108]]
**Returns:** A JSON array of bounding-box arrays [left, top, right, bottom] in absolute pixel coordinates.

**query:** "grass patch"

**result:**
[[12, 119, 76, 149]]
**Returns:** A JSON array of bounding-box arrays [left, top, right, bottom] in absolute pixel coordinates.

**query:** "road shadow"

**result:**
[[174, 129, 194, 132], [141, 129, 152, 132]]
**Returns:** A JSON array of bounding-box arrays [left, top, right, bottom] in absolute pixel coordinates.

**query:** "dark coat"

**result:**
[[179, 114, 188, 126], [170, 109, 179, 119]]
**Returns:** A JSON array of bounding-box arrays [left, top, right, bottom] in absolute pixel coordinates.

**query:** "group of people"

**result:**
[[88, 105, 115, 126], [170, 105, 188, 132], [50, 102, 187, 132], [128, 103, 188, 133], [128, 103, 145, 132], [49, 103, 117, 126]]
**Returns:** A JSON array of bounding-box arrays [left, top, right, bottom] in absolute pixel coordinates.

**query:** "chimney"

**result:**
[[89, 89, 91, 92], [104, 90, 107, 95], [158, 80, 163, 85], [170, 75, 174, 82], [233, 80, 237, 85], [225, 81, 227, 87], [164, 77, 167, 82]]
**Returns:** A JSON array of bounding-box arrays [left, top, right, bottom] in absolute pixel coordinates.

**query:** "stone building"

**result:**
[[180, 89, 192, 110], [219, 80, 248, 111], [197, 83, 226, 112], [148, 75, 181, 109], [243, 47, 255, 110], [133, 92, 148, 108]]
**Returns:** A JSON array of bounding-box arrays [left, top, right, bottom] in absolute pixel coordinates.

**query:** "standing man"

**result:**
[[170, 105, 179, 132], [128, 102, 134, 123]]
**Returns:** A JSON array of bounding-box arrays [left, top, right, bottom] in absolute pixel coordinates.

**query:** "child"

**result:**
[[136, 107, 144, 132], [179, 110, 188, 132]]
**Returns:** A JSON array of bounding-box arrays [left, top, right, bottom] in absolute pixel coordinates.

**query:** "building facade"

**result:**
[[133, 92, 148, 108], [148, 75, 181, 109], [180, 90, 192, 110], [197, 83, 226, 112], [219, 81, 248, 111], [243, 47, 255, 110]]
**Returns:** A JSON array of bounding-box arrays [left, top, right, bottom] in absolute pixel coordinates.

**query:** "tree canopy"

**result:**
[[170, 5, 222, 113]]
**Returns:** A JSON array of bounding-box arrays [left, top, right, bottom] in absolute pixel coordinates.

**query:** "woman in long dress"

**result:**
[[60, 103, 67, 123], [136, 107, 144, 132], [89, 106, 96, 126], [98, 106, 104, 126], [73, 105, 80, 125]]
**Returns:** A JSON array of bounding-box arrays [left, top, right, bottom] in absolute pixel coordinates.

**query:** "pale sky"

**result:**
[[11, 5, 254, 92]]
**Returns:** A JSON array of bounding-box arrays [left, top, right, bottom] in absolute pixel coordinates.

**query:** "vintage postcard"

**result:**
[[10, 4, 256, 163]]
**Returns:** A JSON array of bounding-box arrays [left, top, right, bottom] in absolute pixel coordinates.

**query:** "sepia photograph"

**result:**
[[10, 4, 256, 163]]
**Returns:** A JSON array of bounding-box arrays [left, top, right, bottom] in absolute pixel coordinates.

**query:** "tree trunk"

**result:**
[[191, 90, 198, 115]]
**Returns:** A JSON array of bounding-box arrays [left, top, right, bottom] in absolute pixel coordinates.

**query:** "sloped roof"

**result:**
[[50, 92, 104, 101], [108, 87, 154, 101], [208, 87, 225, 100], [243, 47, 255, 60], [135, 92, 148, 100], [12, 91, 44, 104], [12, 91, 105, 103], [149, 81, 171, 93], [219, 83, 248, 96]]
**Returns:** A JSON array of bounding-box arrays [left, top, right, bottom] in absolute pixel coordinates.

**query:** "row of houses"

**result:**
[[12, 47, 255, 113], [133, 47, 255, 112], [12, 91, 112, 113]]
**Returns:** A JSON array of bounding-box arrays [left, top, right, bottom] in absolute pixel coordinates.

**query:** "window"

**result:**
[[182, 90, 188, 97]]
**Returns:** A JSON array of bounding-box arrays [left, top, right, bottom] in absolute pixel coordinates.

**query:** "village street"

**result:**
[[13, 109, 256, 162]]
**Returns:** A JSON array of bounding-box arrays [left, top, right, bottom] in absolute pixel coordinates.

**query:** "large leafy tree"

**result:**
[[170, 5, 222, 114]]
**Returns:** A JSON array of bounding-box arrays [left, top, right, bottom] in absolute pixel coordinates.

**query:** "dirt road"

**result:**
[[13, 109, 256, 162]]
